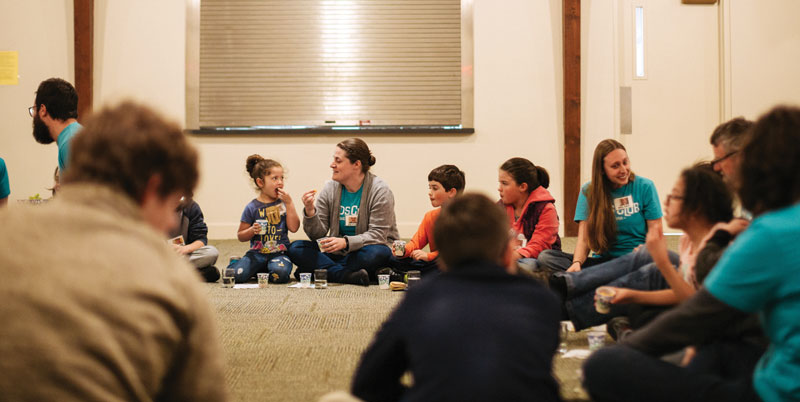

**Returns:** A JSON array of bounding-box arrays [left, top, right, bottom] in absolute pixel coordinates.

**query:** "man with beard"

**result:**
[[30, 78, 82, 172]]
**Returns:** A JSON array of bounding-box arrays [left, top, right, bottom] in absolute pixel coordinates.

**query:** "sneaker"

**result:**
[[198, 265, 221, 283], [343, 269, 369, 287], [607, 316, 632, 341], [376, 267, 406, 283]]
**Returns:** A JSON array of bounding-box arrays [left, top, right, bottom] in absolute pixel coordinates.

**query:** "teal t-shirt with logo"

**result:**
[[339, 184, 363, 236], [705, 203, 800, 402], [574, 176, 662, 258]]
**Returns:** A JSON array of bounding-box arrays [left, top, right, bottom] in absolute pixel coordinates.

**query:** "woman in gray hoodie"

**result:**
[[288, 138, 399, 286]]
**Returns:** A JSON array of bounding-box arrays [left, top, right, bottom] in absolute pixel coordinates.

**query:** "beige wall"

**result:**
[[2, 0, 800, 239]]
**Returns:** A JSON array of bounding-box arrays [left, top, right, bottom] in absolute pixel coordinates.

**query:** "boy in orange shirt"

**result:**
[[385, 165, 465, 277]]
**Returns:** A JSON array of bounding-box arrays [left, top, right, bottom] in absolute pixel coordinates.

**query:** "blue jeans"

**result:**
[[537, 249, 613, 271], [227, 249, 293, 284], [566, 262, 672, 330], [559, 246, 680, 297], [287, 240, 392, 283], [583, 343, 762, 402]]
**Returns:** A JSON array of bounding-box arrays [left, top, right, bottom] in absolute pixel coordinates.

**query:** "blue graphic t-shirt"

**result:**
[[241, 198, 289, 253], [574, 176, 662, 258], [339, 184, 363, 236]]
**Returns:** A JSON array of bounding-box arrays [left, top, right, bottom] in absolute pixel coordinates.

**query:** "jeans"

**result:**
[[287, 240, 392, 283], [566, 263, 671, 330], [227, 249, 293, 284], [537, 249, 612, 271], [583, 343, 762, 402], [560, 246, 680, 296]]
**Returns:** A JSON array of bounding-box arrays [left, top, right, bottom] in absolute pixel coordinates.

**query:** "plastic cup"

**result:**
[[300, 272, 312, 288], [393, 240, 406, 257], [588, 331, 605, 351], [255, 219, 268, 234], [316, 237, 329, 252], [314, 269, 328, 289], [378, 274, 390, 289], [407, 270, 421, 288], [595, 286, 616, 314], [257, 273, 269, 288], [222, 267, 236, 288]]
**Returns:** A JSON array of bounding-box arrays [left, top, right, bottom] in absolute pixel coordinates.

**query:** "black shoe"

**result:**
[[198, 265, 221, 282], [376, 267, 406, 283], [343, 269, 369, 287]]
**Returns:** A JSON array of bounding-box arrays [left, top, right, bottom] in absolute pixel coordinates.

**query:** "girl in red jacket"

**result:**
[[498, 157, 562, 269]]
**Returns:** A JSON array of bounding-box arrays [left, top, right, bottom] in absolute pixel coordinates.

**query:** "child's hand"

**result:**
[[252, 222, 261, 234], [277, 188, 292, 204], [410, 250, 428, 261], [645, 225, 668, 264]]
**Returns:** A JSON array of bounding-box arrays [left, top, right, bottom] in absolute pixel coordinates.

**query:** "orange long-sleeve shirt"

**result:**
[[403, 208, 440, 260]]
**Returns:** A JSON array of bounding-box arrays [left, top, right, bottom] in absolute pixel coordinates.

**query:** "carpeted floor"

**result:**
[[207, 237, 680, 401]]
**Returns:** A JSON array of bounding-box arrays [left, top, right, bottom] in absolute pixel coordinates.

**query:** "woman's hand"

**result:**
[[410, 250, 429, 261], [318, 237, 346, 253], [301, 190, 317, 216], [608, 287, 633, 304], [566, 261, 582, 272]]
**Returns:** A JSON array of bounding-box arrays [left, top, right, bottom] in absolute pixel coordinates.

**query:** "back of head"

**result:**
[[62, 100, 198, 203], [679, 163, 734, 224], [709, 117, 754, 153], [499, 157, 549, 190], [428, 164, 466, 193], [434, 193, 509, 268], [738, 105, 800, 216], [35, 78, 78, 120], [336, 137, 375, 173]]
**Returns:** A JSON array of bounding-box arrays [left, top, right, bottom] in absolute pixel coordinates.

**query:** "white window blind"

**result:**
[[186, 0, 473, 131]]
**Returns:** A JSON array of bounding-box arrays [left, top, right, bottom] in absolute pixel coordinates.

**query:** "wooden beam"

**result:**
[[563, 0, 581, 236], [74, 0, 93, 120]]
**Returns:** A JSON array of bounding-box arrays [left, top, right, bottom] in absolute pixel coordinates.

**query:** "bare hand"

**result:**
[[301, 190, 317, 216], [566, 262, 582, 272], [172, 244, 190, 256], [318, 237, 346, 253], [410, 250, 428, 261], [251, 222, 261, 235], [276, 188, 293, 204], [608, 287, 631, 304], [510, 250, 523, 262], [645, 225, 669, 264], [680, 346, 697, 367]]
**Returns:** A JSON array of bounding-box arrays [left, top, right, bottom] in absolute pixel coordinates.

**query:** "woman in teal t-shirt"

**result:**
[[288, 138, 400, 286], [539, 139, 664, 272]]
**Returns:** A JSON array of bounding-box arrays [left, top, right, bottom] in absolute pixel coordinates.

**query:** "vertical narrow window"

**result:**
[[634, 6, 646, 78]]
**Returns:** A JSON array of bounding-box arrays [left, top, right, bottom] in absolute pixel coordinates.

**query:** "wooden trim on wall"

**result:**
[[74, 0, 93, 120], [563, 0, 581, 236]]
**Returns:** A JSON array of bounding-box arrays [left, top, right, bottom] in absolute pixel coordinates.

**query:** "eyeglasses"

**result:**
[[28, 105, 36, 117], [710, 150, 738, 169], [666, 194, 685, 204]]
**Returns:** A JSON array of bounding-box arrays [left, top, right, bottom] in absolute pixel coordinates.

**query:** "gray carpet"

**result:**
[[206, 236, 680, 401]]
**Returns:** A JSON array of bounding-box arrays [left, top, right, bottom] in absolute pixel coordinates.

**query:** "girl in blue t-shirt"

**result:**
[[539, 139, 664, 272], [228, 155, 300, 283]]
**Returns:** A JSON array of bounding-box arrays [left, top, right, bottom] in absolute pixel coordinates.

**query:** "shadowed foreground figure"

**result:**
[[352, 193, 562, 402], [0, 101, 227, 401]]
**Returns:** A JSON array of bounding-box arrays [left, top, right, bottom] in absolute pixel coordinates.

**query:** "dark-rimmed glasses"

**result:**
[[28, 105, 36, 117], [711, 150, 738, 169], [666, 194, 684, 204]]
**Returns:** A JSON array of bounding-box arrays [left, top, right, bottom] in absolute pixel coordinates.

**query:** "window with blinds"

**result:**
[[186, 0, 474, 133]]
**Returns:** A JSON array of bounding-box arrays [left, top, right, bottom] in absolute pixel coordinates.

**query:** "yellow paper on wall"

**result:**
[[0, 51, 20, 85]]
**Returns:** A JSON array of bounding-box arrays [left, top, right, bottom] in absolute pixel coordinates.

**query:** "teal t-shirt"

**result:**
[[705, 202, 800, 402], [339, 184, 363, 236], [0, 158, 9, 199], [574, 176, 662, 258], [57, 122, 82, 172]]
